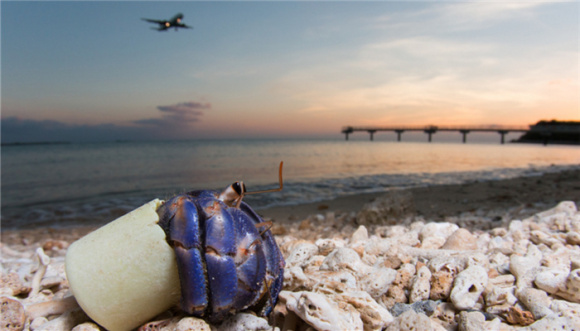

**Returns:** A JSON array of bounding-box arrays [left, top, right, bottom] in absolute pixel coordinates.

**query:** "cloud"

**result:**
[[436, 2, 547, 26], [135, 101, 211, 127], [359, 37, 494, 71], [274, 1, 577, 127], [370, 1, 549, 33], [1, 101, 211, 143]]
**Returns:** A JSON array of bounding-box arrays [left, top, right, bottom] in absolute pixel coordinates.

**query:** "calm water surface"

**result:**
[[2, 139, 579, 228]]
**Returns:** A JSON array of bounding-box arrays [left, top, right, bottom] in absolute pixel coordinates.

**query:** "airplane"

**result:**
[[142, 13, 192, 31]]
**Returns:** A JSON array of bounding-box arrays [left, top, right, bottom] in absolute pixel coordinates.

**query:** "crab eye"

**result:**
[[232, 182, 246, 196]]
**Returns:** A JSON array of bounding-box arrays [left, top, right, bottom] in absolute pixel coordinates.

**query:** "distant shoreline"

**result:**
[[1, 141, 71, 146]]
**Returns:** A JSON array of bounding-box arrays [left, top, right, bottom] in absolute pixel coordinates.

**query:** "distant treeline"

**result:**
[[515, 120, 580, 145], [535, 120, 580, 126]]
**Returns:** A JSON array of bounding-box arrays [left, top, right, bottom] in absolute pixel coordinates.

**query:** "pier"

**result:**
[[341, 125, 529, 144]]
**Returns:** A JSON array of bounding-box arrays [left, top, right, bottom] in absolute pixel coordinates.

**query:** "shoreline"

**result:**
[[261, 168, 580, 223], [2, 168, 579, 245]]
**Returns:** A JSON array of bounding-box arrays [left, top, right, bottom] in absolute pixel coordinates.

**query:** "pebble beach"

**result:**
[[2, 169, 580, 330]]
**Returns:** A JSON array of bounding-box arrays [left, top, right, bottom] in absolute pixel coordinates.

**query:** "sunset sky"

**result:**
[[2, 1, 578, 142]]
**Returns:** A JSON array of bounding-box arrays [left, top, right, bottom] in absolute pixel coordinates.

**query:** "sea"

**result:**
[[2, 138, 579, 229]]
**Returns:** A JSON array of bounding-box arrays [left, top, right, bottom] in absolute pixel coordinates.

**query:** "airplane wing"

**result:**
[[141, 18, 165, 24]]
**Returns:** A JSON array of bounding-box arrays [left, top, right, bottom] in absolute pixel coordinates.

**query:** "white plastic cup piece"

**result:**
[[65, 199, 181, 331]]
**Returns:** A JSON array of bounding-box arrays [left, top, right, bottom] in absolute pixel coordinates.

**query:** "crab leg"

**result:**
[[199, 198, 238, 321], [159, 196, 208, 316], [230, 209, 267, 311]]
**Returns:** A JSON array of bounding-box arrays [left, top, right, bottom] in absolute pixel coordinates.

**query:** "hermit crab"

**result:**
[[65, 163, 286, 331], [156, 162, 286, 322]]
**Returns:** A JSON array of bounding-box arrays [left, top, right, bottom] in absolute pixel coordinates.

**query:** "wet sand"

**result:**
[[261, 168, 580, 224]]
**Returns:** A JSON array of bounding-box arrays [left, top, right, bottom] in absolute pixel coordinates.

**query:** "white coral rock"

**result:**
[[320, 247, 371, 274], [536, 201, 577, 219], [485, 285, 517, 307], [386, 309, 432, 331], [516, 287, 553, 319], [450, 265, 488, 310], [457, 311, 485, 331], [525, 313, 578, 331], [175, 317, 211, 331], [315, 238, 345, 256], [535, 269, 570, 294], [409, 266, 432, 303], [281, 291, 364, 331], [284, 266, 312, 291], [337, 290, 394, 330], [219, 313, 270, 331], [419, 222, 459, 241], [311, 270, 358, 294], [442, 228, 478, 251], [285, 243, 319, 268], [556, 269, 580, 303], [360, 266, 397, 299], [510, 243, 543, 290], [550, 300, 580, 328], [351, 225, 369, 244]]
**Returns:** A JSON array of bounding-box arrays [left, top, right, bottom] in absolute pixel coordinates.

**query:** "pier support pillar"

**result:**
[[395, 130, 404, 142], [368, 130, 377, 141], [342, 127, 354, 141], [424, 129, 437, 142], [460, 130, 470, 143], [498, 130, 508, 144]]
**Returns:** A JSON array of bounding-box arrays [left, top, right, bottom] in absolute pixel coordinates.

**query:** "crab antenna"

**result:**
[[244, 161, 284, 196]]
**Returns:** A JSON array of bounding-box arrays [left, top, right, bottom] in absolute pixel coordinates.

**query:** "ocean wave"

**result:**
[[3, 164, 577, 229]]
